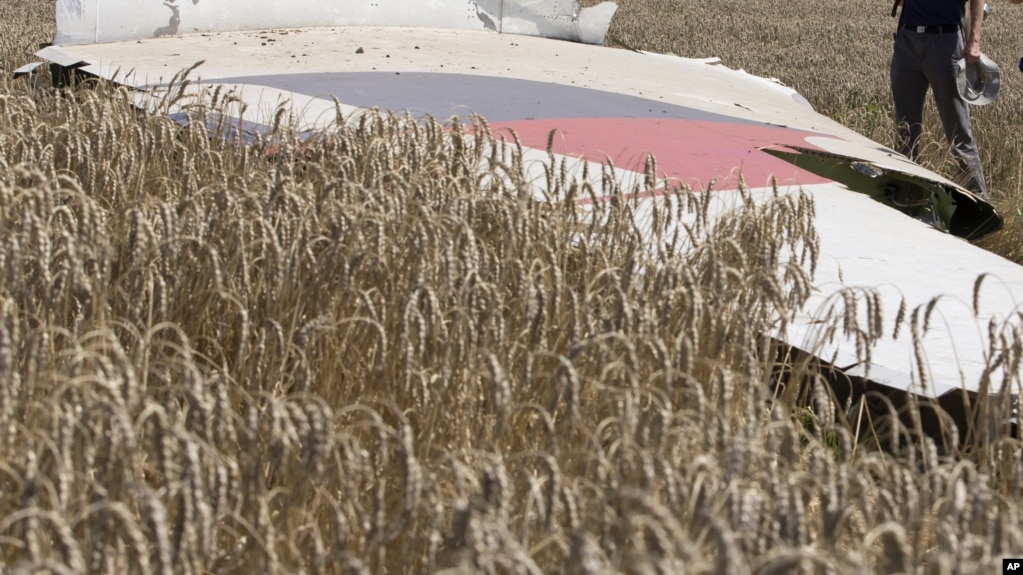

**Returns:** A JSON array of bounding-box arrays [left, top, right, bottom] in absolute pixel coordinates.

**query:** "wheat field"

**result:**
[[2, 1, 1023, 573]]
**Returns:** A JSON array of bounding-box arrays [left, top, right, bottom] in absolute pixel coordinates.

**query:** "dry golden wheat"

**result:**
[[1, 1, 1023, 574]]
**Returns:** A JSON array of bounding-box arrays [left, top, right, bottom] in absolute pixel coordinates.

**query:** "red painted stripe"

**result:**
[[488, 118, 833, 192]]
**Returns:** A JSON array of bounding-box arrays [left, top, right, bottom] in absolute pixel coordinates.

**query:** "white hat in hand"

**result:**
[[956, 54, 1001, 106]]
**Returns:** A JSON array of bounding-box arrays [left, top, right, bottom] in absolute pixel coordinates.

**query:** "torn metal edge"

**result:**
[[36, 45, 89, 69], [13, 62, 45, 78], [761, 143, 1002, 240]]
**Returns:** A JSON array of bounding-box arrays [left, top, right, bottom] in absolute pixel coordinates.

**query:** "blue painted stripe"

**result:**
[[211, 71, 780, 126]]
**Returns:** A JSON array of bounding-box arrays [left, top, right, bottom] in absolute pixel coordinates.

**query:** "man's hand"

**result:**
[[966, 40, 983, 65]]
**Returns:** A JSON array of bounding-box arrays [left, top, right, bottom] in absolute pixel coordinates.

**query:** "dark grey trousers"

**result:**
[[890, 28, 989, 198]]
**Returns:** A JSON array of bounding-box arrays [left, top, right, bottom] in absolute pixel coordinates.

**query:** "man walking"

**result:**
[[891, 0, 989, 199]]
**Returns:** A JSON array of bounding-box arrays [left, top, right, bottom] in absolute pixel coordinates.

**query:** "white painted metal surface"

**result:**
[[55, 0, 617, 45], [784, 186, 1023, 397]]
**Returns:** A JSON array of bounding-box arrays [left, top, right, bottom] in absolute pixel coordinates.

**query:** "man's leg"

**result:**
[[924, 33, 990, 198], [890, 31, 930, 161]]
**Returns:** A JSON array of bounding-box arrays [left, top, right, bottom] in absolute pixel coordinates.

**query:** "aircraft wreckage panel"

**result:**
[[55, 0, 617, 45], [781, 186, 1023, 397], [31, 26, 1023, 397]]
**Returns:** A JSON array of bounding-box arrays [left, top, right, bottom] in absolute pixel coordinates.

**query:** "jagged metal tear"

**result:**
[[762, 144, 1002, 240], [55, 0, 618, 46]]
